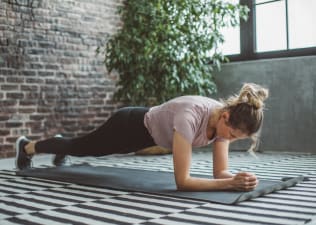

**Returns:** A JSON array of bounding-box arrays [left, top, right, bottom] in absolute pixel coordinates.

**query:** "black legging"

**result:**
[[35, 107, 156, 156]]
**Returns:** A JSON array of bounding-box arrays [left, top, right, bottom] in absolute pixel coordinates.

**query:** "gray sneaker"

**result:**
[[52, 134, 68, 166], [15, 136, 32, 170]]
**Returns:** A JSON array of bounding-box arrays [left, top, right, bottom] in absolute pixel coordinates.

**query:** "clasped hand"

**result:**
[[231, 172, 259, 191]]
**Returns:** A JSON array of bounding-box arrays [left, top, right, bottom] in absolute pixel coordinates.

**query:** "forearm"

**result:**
[[176, 176, 233, 191]]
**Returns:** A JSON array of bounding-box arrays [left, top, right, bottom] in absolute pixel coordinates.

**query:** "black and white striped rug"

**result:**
[[1, 150, 315, 225]]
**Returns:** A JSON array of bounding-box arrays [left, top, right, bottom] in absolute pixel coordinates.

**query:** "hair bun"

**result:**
[[238, 83, 269, 110]]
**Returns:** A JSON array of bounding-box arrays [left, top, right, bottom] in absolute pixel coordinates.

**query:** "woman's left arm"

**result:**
[[173, 131, 235, 191], [212, 140, 234, 179], [212, 140, 259, 191]]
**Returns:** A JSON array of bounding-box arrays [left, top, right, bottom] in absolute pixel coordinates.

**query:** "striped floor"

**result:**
[[0, 149, 315, 225]]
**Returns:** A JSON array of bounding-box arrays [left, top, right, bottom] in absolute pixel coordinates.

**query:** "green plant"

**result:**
[[102, 0, 249, 105]]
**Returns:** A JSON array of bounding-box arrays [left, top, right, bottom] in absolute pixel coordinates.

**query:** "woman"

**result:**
[[16, 83, 268, 192]]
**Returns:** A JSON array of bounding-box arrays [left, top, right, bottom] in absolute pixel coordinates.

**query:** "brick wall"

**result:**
[[0, 0, 123, 158]]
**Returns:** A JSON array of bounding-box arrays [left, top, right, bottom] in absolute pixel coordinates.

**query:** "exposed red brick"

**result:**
[[0, 0, 122, 158]]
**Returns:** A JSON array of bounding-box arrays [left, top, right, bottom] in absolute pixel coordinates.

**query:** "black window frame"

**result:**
[[227, 0, 316, 62]]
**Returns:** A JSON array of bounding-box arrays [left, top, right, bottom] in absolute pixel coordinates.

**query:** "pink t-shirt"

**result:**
[[144, 96, 223, 149]]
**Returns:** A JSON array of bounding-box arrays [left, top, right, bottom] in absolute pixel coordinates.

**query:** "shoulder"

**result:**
[[150, 96, 222, 115], [167, 95, 221, 106], [177, 96, 223, 110]]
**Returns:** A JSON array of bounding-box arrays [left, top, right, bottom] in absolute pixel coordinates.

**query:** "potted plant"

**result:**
[[101, 0, 249, 105]]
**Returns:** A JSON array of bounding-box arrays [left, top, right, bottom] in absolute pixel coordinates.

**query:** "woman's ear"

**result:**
[[222, 111, 230, 121]]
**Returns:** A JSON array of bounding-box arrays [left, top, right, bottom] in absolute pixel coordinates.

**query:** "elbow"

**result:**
[[213, 174, 220, 179], [175, 178, 189, 191], [213, 170, 233, 179], [176, 183, 186, 191], [213, 171, 222, 179]]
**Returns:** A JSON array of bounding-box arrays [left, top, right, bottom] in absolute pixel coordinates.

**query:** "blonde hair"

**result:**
[[222, 83, 269, 153]]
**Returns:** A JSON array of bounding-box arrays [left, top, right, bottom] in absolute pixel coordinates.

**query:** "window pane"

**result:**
[[220, 26, 240, 55], [255, 0, 287, 52], [288, 0, 316, 49], [220, 0, 240, 55]]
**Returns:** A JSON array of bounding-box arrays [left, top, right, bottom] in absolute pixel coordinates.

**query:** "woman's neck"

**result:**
[[206, 107, 221, 140]]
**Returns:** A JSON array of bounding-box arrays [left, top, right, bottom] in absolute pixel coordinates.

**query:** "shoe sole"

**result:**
[[53, 134, 67, 166], [15, 136, 27, 170]]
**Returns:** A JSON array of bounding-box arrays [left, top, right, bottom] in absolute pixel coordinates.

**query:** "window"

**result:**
[[288, 0, 316, 49], [220, 25, 241, 55], [222, 0, 316, 61], [218, 0, 241, 55], [255, 0, 287, 52]]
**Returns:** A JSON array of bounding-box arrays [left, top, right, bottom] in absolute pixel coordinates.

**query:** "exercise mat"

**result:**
[[16, 164, 304, 204]]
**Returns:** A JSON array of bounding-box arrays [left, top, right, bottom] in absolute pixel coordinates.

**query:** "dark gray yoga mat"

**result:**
[[16, 164, 304, 204]]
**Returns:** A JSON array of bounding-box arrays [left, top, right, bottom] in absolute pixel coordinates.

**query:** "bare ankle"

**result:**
[[25, 141, 36, 155]]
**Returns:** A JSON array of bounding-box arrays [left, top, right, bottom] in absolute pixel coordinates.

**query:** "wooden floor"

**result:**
[[0, 150, 315, 225]]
